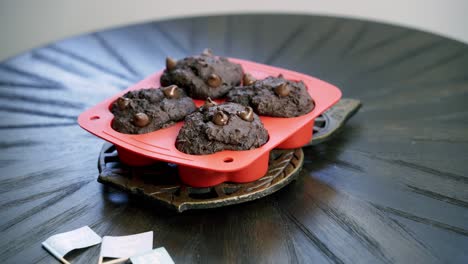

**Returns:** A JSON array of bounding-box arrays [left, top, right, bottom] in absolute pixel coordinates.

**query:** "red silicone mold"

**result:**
[[78, 58, 341, 187]]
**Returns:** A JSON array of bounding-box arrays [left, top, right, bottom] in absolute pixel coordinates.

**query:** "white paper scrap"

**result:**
[[42, 226, 102, 258], [130, 247, 175, 264], [100, 231, 153, 259]]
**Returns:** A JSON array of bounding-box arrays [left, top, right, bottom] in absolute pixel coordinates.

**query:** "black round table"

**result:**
[[1, 14, 467, 264]]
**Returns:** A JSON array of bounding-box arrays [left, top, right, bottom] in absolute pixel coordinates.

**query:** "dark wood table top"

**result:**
[[1, 14, 467, 264]]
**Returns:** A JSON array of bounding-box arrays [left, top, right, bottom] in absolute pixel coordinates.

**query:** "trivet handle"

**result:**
[[307, 98, 361, 146]]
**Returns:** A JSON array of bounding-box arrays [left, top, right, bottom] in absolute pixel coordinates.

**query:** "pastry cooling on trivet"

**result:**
[[176, 100, 269, 155], [160, 49, 243, 99], [111, 86, 196, 134], [227, 74, 314, 117]]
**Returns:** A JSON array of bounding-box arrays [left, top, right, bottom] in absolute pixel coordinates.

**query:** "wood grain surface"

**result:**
[[0, 14, 467, 264]]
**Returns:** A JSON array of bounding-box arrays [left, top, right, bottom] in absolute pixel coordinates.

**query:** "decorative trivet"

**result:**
[[97, 98, 361, 212], [98, 143, 303, 212]]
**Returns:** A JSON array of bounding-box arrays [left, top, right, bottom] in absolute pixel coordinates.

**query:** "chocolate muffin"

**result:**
[[160, 49, 243, 99], [111, 86, 196, 134], [176, 100, 269, 155], [227, 75, 314, 117]]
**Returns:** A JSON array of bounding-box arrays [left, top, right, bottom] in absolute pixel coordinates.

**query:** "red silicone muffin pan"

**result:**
[[78, 58, 342, 187]]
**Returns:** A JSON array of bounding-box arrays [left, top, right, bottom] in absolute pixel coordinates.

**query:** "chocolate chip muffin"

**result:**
[[176, 100, 269, 155], [160, 49, 243, 99], [111, 86, 196, 134], [226, 75, 315, 117]]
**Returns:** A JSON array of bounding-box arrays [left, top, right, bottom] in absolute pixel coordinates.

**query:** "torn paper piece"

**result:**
[[100, 231, 153, 259], [131, 247, 175, 264], [42, 226, 102, 258]]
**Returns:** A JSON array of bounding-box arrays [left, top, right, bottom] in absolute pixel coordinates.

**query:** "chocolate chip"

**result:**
[[237, 106, 254, 122], [162, 85, 181, 99], [117, 97, 131, 110], [212, 111, 229, 126], [274, 83, 290, 97], [166, 57, 177, 71], [243, 73, 256, 86], [207, 73, 222, 88], [201, 97, 218, 111], [133, 112, 150, 127]]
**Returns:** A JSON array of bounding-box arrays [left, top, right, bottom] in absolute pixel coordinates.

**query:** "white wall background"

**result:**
[[1, 0, 467, 61]]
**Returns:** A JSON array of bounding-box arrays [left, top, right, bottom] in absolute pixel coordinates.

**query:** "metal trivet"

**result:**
[[98, 144, 303, 212], [97, 98, 361, 212]]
